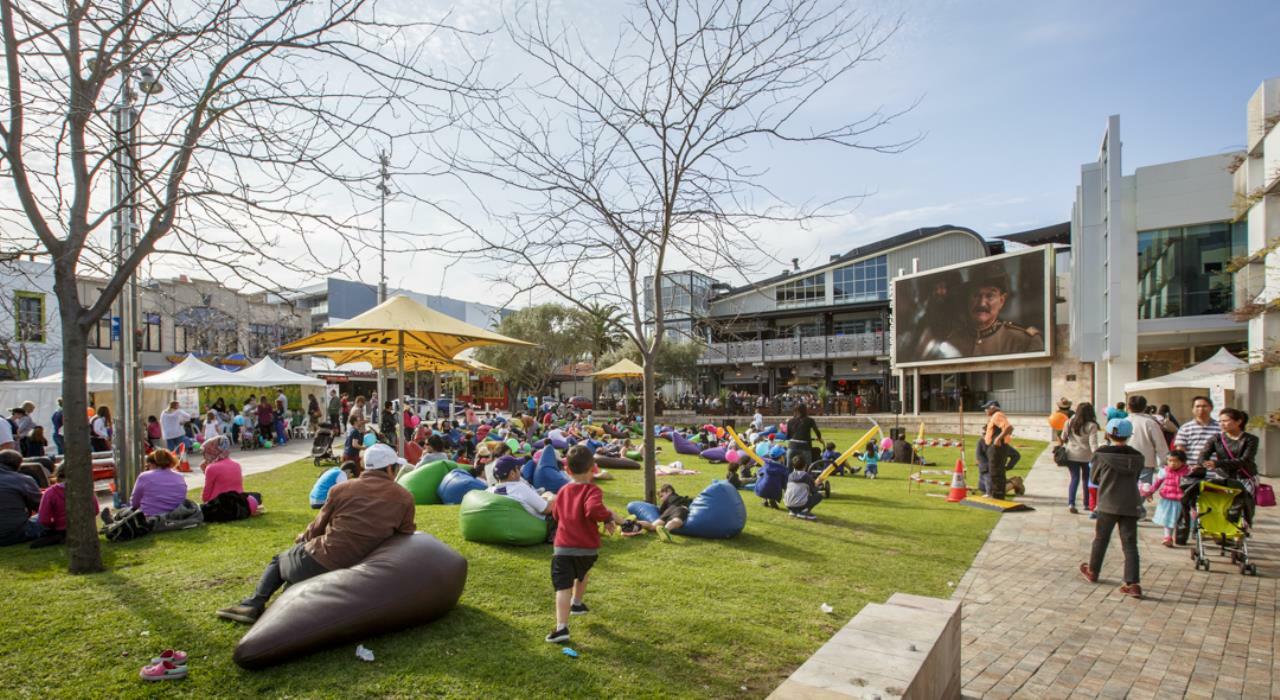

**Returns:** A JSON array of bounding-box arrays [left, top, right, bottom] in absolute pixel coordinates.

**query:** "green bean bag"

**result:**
[[626, 449, 642, 461], [396, 460, 455, 505], [458, 490, 547, 546]]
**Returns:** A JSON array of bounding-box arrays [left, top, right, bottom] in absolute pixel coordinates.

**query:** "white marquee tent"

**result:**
[[234, 356, 326, 387], [0, 355, 169, 438], [1124, 347, 1246, 410], [141, 354, 253, 391]]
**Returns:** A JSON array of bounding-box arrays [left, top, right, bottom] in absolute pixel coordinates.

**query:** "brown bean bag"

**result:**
[[233, 532, 467, 669]]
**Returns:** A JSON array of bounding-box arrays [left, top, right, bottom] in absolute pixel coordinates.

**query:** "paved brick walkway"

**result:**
[[953, 448, 1279, 699]]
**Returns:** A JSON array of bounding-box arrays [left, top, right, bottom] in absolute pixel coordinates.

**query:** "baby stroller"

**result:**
[[311, 425, 337, 467], [1190, 479, 1257, 576]]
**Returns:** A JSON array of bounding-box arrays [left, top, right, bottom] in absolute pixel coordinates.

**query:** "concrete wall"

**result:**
[[0, 259, 60, 379], [1133, 154, 1238, 231]]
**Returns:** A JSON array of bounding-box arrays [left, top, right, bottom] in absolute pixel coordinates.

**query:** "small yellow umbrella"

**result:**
[[591, 358, 646, 379]]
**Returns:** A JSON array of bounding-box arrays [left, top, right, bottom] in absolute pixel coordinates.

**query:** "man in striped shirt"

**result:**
[[1173, 396, 1220, 466]]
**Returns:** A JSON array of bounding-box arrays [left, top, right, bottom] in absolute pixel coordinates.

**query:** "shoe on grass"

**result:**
[[100, 507, 113, 526], [1119, 583, 1143, 599], [655, 524, 672, 543], [216, 604, 262, 624], [139, 659, 187, 682], [545, 627, 570, 643], [570, 602, 589, 616], [1078, 563, 1098, 584], [150, 649, 187, 665]]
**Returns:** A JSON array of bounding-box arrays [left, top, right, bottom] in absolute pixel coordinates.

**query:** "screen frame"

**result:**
[[890, 245, 1055, 369]]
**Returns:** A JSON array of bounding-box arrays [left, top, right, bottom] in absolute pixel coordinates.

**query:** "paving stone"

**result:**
[[953, 447, 1278, 699]]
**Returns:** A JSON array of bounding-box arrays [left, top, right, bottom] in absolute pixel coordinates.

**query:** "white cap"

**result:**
[[363, 443, 407, 471]]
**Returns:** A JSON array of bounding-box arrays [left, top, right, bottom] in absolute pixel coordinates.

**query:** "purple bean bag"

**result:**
[[700, 446, 727, 463], [672, 432, 700, 456]]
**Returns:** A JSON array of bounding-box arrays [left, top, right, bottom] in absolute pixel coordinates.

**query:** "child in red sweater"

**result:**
[[546, 445, 624, 644]]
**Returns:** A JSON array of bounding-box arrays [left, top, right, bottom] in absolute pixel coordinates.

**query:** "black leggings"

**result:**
[[1090, 513, 1140, 584]]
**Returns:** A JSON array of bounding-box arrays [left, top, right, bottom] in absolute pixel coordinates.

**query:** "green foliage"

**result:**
[[0, 431, 1044, 698], [600, 339, 704, 388], [197, 385, 305, 415], [578, 301, 627, 365], [475, 304, 587, 395]]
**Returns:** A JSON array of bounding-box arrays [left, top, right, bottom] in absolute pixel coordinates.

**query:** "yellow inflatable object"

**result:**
[[724, 426, 765, 467], [915, 421, 925, 444], [815, 463, 838, 485], [834, 423, 881, 466]]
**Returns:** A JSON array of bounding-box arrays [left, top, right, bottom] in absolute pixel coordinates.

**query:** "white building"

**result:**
[[1237, 78, 1280, 475], [1071, 117, 1247, 409], [0, 257, 61, 380]]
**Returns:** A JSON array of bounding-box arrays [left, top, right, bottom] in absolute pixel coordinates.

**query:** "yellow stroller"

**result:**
[[1191, 481, 1257, 576]]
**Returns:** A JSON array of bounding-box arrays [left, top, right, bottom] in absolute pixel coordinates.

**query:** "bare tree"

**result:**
[[454, 0, 914, 502], [0, 0, 478, 572]]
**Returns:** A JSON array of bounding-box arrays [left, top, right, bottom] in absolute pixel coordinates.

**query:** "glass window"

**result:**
[[1137, 222, 1242, 319], [832, 318, 884, 335], [88, 315, 112, 349], [248, 323, 274, 357], [142, 312, 162, 351], [14, 292, 45, 343], [175, 325, 192, 353], [776, 273, 825, 307], [833, 256, 887, 303]]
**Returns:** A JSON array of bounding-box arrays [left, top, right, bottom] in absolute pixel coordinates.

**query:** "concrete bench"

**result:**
[[769, 593, 961, 700]]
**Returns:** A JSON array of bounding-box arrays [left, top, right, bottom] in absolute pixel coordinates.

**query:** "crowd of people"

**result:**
[[1047, 393, 1262, 599]]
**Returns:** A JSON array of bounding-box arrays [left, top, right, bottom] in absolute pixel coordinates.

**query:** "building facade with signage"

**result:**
[[694, 226, 1004, 412]]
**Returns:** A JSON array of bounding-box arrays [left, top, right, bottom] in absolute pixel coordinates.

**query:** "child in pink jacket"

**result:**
[[1142, 450, 1191, 547]]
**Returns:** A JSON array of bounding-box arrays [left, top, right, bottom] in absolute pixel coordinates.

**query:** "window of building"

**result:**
[[248, 323, 274, 357], [142, 312, 162, 351], [174, 325, 193, 353], [88, 315, 113, 349], [776, 273, 825, 307], [832, 318, 884, 335], [832, 255, 888, 303], [1137, 222, 1243, 319], [14, 291, 45, 343]]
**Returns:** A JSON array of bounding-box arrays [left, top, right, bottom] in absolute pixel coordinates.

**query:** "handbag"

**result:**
[[1256, 483, 1277, 508], [1053, 444, 1069, 466]]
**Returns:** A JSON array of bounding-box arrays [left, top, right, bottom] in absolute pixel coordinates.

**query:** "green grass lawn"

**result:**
[[0, 430, 1044, 699]]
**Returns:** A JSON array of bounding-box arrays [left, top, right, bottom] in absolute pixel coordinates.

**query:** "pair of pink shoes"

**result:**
[[139, 649, 188, 682]]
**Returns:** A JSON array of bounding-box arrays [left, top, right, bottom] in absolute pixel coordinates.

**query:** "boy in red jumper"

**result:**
[[546, 444, 625, 643]]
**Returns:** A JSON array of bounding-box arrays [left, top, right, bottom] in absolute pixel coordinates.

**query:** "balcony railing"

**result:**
[[697, 332, 885, 365]]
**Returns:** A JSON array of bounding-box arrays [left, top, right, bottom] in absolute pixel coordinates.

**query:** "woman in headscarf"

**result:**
[[200, 435, 244, 503]]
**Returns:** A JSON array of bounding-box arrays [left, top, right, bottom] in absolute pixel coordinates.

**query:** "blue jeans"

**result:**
[[53, 433, 65, 455], [1066, 460, 1090, 509], [0, 517, 44, 547], [165, 436, 190, 451]]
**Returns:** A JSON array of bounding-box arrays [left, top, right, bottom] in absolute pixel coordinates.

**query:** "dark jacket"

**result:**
[[1092, 445, 1144, 517], [1197, 432, 1259, 480], [0, 465, 41, 536]]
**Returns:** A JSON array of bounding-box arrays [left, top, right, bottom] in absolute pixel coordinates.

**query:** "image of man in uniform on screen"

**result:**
[[944, 270, 1043, 357]]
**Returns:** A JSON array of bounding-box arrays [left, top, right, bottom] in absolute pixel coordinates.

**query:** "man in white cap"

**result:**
[[216, 443, 415, 624]]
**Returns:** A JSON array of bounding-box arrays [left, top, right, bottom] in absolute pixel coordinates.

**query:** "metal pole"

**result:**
[[112, 6, 142, 502], [375, 151, 391, 409], [397, 331, 405, 458]]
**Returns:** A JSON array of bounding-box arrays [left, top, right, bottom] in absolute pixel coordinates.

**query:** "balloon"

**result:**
[[362, 433, 377, 447]]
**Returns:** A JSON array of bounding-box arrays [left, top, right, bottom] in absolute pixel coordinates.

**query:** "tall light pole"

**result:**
[[375, 150, 392, 438], [111, 4, 162, 502]]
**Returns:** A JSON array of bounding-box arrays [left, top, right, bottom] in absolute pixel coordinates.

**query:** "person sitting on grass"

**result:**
[[31, 463, 100, 548], [217, 443, 414, 625], [115, 449, 188, 519], [783, 455, 822, 520], [0, 449, 41, 546], [545, 444, 626, 645], [309, 460, 361, 509], [726, 461, 745, 489], [820, 441, 844, 475], [632, 483, 691, 542]]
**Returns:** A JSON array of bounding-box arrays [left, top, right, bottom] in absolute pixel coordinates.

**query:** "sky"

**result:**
[[361, 0, 1280, 307]]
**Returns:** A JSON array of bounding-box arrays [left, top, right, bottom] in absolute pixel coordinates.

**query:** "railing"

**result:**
[[697, 332, 884, 364]]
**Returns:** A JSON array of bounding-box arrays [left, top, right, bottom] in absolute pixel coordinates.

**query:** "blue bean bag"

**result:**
[[700, 446, 727, 463], [531, 439, 546, 450], [754, 459, 788, 501], [520, 457, 536, 484], [533, 446, 570, 494], [549, 435, 570, 450], [682, 480, 747, 539], [627, 501, 661, 521], [438, 468, 487, 505], [672, 432, 700, 456]]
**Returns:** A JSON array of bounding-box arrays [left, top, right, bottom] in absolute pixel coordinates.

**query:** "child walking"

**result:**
[[1143, 450, 1190, 547], [1079, 418, 1145, 598], [546, 444, 625, 644]]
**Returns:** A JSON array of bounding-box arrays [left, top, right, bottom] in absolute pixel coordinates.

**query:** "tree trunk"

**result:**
[[57, 289, 105, 573], [642, 360, 656, 504]]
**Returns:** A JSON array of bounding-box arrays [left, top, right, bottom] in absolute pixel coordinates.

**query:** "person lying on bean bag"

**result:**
[[216, 443, 413, 625], [628, 484, 690, 542], [488, 456, 555, 541]]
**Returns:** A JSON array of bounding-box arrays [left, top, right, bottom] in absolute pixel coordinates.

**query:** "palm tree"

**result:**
[[579, 302, 626, 367]]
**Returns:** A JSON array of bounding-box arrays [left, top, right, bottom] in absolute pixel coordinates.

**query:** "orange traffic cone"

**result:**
[[946, 458, 968, 502]]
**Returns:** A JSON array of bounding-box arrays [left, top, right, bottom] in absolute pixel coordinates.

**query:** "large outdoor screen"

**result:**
[[892, 246, 1053, 368]]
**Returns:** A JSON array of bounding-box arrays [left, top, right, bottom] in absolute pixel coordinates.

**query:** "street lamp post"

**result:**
[[110, 9, 162, 501]]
